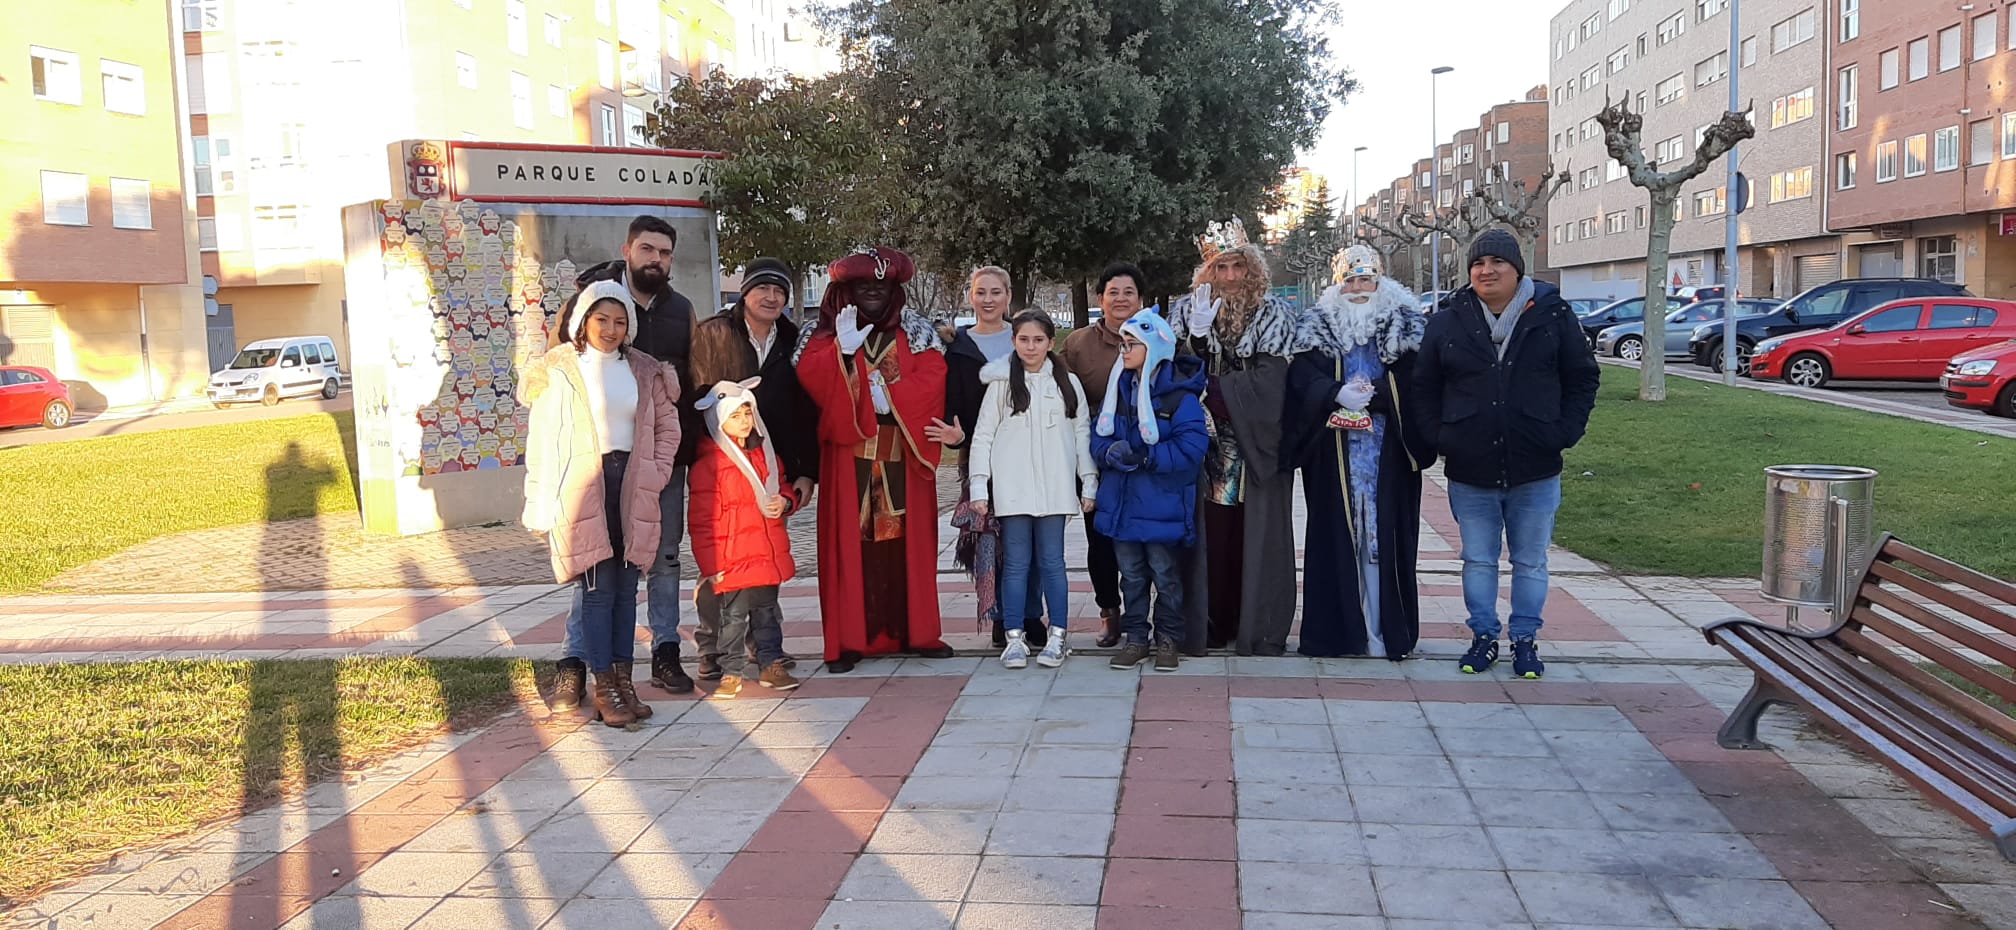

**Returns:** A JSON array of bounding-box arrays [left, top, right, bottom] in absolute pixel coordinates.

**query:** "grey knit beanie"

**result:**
[[1467, 229, 1525, 278]]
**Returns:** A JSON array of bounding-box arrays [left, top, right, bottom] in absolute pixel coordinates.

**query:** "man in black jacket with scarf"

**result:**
[[1415, 229, 1600, 681]]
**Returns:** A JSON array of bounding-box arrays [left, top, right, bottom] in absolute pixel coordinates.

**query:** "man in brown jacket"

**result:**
[[1060, 261, 1148, 647]]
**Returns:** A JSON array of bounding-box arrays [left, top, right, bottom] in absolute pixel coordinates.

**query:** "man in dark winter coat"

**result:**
[[1415, 228, 1600, 681]]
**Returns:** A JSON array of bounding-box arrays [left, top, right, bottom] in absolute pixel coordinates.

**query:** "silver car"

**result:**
[[1597, 299, 1778, 360]]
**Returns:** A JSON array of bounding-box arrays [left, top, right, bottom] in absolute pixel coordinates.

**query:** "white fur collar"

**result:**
[[1296, 277, 1426, 365], [979, 355, 1053, 384]]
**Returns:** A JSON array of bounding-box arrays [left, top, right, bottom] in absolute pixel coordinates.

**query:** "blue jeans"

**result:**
[[1447, 476, 1561, 642], [563, 465, 685, 661], [999, 514, 1070, 633], [1113, 541, 1184, 646], [716, 585, 784, 679], [574, 452, 642, 673]]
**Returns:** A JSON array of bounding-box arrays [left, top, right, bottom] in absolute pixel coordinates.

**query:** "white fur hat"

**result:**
[[568, 279, 638, 345]]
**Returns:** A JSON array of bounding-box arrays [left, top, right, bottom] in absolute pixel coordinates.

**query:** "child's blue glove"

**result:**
[[1103, 441, 1147, 472]]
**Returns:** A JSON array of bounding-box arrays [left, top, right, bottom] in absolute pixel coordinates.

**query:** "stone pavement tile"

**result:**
[[1651, 876, 1831, 930], [935, 717, 1037, 746], [1488, 826, 1637, 874], [628, 808, 768, 853], [708, 746, 825, 778], [1352, 785, 1480, 825], [1094, 905, 1242, 929], [1003, 776, 1121, 813], [674, 896, 830, 929], [1837, 797, 1981, 840], [1233, 859, 1378, 911], [273, 894, 438, 930], [1745, 828, 1927, 884], [1334, 723, 1445, 755], [402, 810, 551, 853], [543, 897, 698, 929], [1472, 789, 1610, 830], [94, 850, 258, 896], [1614, 830, 1780, 879], [1236, 781, 1356, 821], [1037, 695, 1136, 722], [985, 811, 1114, 857], [779, 775, 903, 813], [1234, 723, 1336, 752], [25, 894, 205, 930], [337, 850, 496, 897], [1133, 694, 1232, 723], [917, 744, 1022, 777], [1100, 858, 1237, 911], [1937, 883, 2016, 930], [765, 696, 872, 722], [1235, 748, 1346, 784], [1587, 791, 1735, 834], [668, 776, 798, 813], [1436, 727, 1553, 758], [743, 719, 850, 750], [1520, 703, 1636, 731], [1509, 871, 1676, 926], [1789, 761, 1922, 801], [966, 855, 1107, 905], [464, 777, 597, 814], [815, 900, 961, 928], [1541, 728, 1668, 761], [955, 902, 1097, 930], [1049, 670, 1141, 697], [1241, 916, 1384, 930], [1885, 836, 2016, 884], [1238, 818, 1367, 864], [1117, 778, 1232, 818], [893, 775, 1013, 812], [1032, 716, 1135, 746], [1793, 881, 1986, 930], [703, 851, 856, 898], [1363, 822, 1502, 870], [1109, 814, 1237, 860], [834, 853, 983, 902], [1422, 701, 1532, 729], [812, 743, 930, 777], [950, 694, 1048, 720], [1228, 677, 1322, 699], [1561, 757, 1696, 794], [561, 778, 692, 815], [578, 851, 732, 898], [499, 751, 629, 782], [1130, 719, 1231, 751], [1374, 866, 1523, 922], [742, 809, 881, 852], [408, 896, 561, 930], [456, 850, 613, 898], [1345, 751, 1462, 788], [1383, 920, 1535, 930], [1023, 746, 1126, 778], [508, 810, 653, 856], [867, 811, 998, 855], [1231, 696, 1328, 725]]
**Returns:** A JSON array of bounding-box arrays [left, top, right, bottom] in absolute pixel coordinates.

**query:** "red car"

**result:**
[[0, 366, 74, 429], [1749, 297, 2016, 389], [1943, 338, 2016, 417]]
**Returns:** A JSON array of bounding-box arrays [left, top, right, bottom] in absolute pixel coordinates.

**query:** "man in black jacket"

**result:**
[[573, 215, 703, 694], [1415, 229, 1600, 680]]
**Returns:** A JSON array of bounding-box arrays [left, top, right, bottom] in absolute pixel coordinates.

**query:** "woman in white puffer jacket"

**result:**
[[968, 311, 1098, 669]]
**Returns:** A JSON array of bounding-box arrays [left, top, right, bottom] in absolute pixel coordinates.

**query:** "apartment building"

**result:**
[[3, 0, 208, 407], [1827, 0, 2016, 297], [1545, 0, 1840, 302]]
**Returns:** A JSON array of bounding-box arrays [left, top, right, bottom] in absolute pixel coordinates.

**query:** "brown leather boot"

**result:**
[[1095, 607, 1122, 648], [611, 664, 653, 720], [590, 672, 636, 728]]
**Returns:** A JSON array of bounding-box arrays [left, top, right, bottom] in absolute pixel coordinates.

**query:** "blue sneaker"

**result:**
[[1512, 639, 1545, 680], [1459, 634, 1499, 675]]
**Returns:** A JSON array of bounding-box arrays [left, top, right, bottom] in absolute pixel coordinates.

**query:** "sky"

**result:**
[[1306, 0, 1560, 209]]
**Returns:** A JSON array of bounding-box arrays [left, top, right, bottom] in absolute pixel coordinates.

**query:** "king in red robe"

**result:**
[[793, 247, 955, 673]]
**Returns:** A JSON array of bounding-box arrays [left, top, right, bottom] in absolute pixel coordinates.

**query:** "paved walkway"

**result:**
[[5, 478, 2015, 929]]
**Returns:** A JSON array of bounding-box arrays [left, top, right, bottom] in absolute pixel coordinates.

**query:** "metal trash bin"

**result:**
[[1762, 465, 1877, 614]]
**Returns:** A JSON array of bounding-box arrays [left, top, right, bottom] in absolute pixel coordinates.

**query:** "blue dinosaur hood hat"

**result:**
[[1096, 309, 1178, 445]]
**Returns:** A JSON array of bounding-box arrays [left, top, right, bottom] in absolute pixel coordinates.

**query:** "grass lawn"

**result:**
[[0, 412, 359, 593], [0, 656, 542, 907], [1557, 367, 2016, 578]]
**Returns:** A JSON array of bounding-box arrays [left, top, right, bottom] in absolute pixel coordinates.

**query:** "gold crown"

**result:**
[[410, 141, 445, 162], [1332, 244, 1383, 283], [1197, 218, 1249, 262]]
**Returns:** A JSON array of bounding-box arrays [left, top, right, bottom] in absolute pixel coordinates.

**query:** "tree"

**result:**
[[1469, 162, 1572, 276], [1400, 197, 1490, 292], [825, 0, 1352, 324], [1597, 95, 1755, 401], [1281, 181, 1341, 305]]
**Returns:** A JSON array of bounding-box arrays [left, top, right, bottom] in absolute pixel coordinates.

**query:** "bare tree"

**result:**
[[1358, 215, 1425, 291], [1402, 198, 1494, 292], [1597, 95, 1755, 400], [1471, 162, 1573, 275]]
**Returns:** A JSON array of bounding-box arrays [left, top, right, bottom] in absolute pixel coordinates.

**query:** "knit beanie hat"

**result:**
[[1097, 309, 1177, 445], [739, 257, 794, 299], [569, 279, 639, 345], [1467, 229, 1526, 278]]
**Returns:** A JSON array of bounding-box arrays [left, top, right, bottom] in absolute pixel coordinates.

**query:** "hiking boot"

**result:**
[[759, 660, 801, 691], [590, 672, 635, 727], [1095, 608, 1122, 648], [711, 675, 744, 699], [1000, 629, 1030, 669], [1153, 637, 1180, 672], [652, 642, 694, 693], [780, 653, 797, 669], [550, 657, 586, 712], [610, 663, 653, 720], [696, 653, 724, 682], [1459, 634, 1500, 675], [1036, 628, 1069, 668], [1110, 641, 1150, 670], [912, 643, 957, 660], [1511, 639, 1545, 680]]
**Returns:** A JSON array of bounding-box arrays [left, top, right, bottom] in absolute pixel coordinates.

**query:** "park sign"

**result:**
[[388, 140, 724, 206]]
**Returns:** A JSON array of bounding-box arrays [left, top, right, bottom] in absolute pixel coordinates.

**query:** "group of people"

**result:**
[[518, 214, 1601, 727]]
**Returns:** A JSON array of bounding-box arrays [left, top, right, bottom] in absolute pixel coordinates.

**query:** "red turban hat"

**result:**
[[818, 247, 915, 333]]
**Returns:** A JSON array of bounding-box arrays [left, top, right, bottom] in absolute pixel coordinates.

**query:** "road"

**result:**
[[0, 392, 352, 448]]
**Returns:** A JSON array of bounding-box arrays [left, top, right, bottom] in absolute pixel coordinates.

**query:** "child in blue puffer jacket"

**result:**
[[1090, 311, 1210, 672]]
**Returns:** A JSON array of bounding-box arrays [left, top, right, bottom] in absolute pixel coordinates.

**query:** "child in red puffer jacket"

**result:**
[[689, 378, 802, 696]]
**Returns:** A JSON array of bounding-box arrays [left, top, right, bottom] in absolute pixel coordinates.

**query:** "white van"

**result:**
[[207, 336, 343, 407]]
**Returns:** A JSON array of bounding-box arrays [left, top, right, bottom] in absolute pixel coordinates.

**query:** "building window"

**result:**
[[455, 52, 477, 89], [1940, 25, 1962, 71], [1972, 119, 1995, 165], [1580, 64, 1601, 90], [99, 59, 145, 115], [1580, 167, 1601, 189], [1656, 73, 1685, 105], [1876, 140, 1898, 181], [667, 16, 684, 61], [1607, 210, 1629, 233], [1609, 0, 1629, 20], [1462, 179, 1475, 198], [1879, 48, 1899, 88], [1581, 117, 1600, 141], [1581, 13, 1602, 40], [507, 0, 529, 55], [30, 46, 82, 105], [1638, 33, 1649, 57], [599, 104, 617, 145], [1840, 0, 1858, 41], [1976, 12, 1998, 61], [1695, 51, 1727, 87], [1656, 136, 1686, 164], [1908, 37, 1929, 81], [1904, 133, 1928, 176], [182, 0, 224, 31], [1658, 12, 1685, 44], [1635, 205, 1648, 228], [187, 51, 231, 114], [1556, 38, 1567, 61], [511, 72, 533, 129], [1920, 236, 1958, 283], [597, 40, 616, 89], [1607, 158, 1628, 181], [1771, 9, 1816, 52], [1837, 66, 1858, 129], [1608, 47, 1630, 74], [1770, 88, 1815, 128], [1697, 0, 1727, 21], [253, 205, 302, 248], [548, 84, 566, 118], [1636, 90, 1648, 113], [193, 136, 237, 195], [40, 170, 88, 225], [2004, 113, 2016, 158], [545, 13, 563, 47], [1579, 218, 1599, 238], [110, 178, 151, 229], [1460, 143, 1475, 163], [1555, 225, 1566, 244], [1693, 188, 1725, 217], [1836, 152, 1856, 189], [1741, 36, 1757, 66], [1934, 126, 1960, 171], [198, 217, 218, 250], [1768, 166, 1813, 202]]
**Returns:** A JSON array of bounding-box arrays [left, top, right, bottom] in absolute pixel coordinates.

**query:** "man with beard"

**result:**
[[794, 247, 957, 673], [686, 257, 817, 680], [1282, 245, 1432, 660], [573, 215, 702, 693], [1167, 219, 1303, 656]]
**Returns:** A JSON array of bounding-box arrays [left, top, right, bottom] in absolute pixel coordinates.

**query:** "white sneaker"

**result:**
[[1036, 627, 1069, 668], [1000, 630, 1029, 669]]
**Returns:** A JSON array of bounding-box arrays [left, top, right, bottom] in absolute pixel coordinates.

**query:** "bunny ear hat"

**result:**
[[694, 377, 780, 501], [1095, 309, 1177, 445]]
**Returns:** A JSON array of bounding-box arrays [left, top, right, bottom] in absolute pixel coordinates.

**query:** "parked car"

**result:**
[[1750, 298, 2016, 388], [1565, 298, 1608, 317], [207, 336, 343, 408], [0, 366, 74, 429], [1577, 297, 1650, 346], [1686, 278, 1970, 376], [1419, 290, 1453, 313], [1596, 299, 1779, 360], [1943, 338, 2016, 417]]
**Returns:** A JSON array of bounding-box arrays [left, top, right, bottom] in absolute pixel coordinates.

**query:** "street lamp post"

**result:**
[[1429, 66, 1454, 296], [1352, 145, 1368, 244]]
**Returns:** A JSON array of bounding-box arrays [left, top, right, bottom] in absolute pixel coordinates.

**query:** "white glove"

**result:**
[[835, 304, 869, 355], [1335, 379, 1375, 410], [1186, 284, 1222, 337]]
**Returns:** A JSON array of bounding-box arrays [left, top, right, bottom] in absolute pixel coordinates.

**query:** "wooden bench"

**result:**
[[1704, 534, 2016, 860]]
